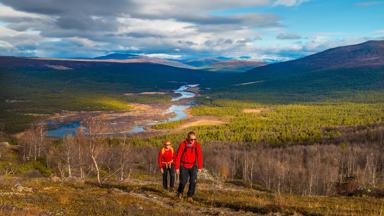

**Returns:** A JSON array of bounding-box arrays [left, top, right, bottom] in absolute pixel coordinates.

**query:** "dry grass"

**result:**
[[0, 175, 382, 216], [196, 184, 384, 215], [242, 108, 265, 114], [0, 178, 182, 216], [179, 117, 226, 129]]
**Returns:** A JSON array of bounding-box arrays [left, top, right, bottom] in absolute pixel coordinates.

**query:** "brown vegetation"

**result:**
[[3, 102, 384, 215], [14, 122, 384, 197], [242, 108, 265, 114], [204, 140, 384, 196], [178, 117, 226, 130]]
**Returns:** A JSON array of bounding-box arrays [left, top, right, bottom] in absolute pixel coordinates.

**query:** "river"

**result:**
[[47, 84, 198, 137]]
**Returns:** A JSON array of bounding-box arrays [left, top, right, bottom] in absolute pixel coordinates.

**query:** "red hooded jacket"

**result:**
[[158, 147, 175, 169], [175, 140, 203, 170]]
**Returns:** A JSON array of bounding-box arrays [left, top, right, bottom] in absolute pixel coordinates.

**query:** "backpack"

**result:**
[[181, 142, 198, 164]]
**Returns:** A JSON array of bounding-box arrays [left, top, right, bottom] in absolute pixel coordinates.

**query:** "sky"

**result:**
[[0, 0, 383, 61]]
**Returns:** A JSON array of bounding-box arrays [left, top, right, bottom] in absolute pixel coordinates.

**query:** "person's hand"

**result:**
[[160, 168, 164, 174], [176, 169, 179, 174], [198, 169, 202, 173]]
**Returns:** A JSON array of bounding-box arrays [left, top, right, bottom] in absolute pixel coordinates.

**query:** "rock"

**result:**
[[198, 169, 215, 181], [50, 176, 61, 183], [13, 183, 33, 193], [66, 176, 85, 184], [0, 142, 10, 148]]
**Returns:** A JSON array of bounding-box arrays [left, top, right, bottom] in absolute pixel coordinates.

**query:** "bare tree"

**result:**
[[76, 128, 87, 179], [84, 117, 104, 185], [63, 135, 75, 178], [19, 124, 46, 162], [37, 124, 45, 159], [119, 136, 130, 181]]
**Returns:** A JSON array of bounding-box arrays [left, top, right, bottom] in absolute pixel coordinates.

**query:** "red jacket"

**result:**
[[175, 140, 203, 170], [158, 147, 175, 169]]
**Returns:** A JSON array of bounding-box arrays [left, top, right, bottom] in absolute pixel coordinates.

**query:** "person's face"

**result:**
[[165, 143, 171, 149], [188, 135, 197, 143]]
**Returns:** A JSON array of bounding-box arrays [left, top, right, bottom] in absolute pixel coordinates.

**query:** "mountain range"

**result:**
[[0, 40, 383, 98], [241, 40, 384, 85], [247, 40, 384, 74], [1, 40, 384, 132], [208, 40, 384, 101], [93, 53, 264, 72]]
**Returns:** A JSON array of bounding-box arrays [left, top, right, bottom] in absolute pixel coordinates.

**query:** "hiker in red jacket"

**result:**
[[175, 131, 203, 203], [158, 140, 175, 191]]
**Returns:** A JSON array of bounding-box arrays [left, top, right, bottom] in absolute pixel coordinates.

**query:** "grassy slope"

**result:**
[[0, 175, 382, 216]]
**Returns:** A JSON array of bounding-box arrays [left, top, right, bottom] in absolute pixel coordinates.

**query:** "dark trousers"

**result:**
[[177, 165, 197, 197], [162, 164, 175, 189]]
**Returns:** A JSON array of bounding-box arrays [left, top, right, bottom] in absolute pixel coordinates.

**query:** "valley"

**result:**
[[45, 84, 200, 137], [1, 41, 384, 215]]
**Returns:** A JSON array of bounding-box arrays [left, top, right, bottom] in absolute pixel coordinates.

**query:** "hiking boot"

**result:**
[[187, 197, 193, 203]]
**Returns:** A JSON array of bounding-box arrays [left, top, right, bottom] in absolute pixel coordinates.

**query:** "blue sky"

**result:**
[[0, 0, 383, 61]]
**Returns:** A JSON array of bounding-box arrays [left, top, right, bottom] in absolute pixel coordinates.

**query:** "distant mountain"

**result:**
[[0, 56, 218, 90], [214, 40, 384, 101], [94, 53, 139, 60], [246, 40, 384, 76], [181, 57, 231, 67], [93, 53, 193, 69], [202, 60, 265, 73], [3, 40, 382, 106], [93, 54, 265, 72]]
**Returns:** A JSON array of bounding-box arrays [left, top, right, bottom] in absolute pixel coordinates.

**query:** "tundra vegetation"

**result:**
[[2, 41, 384, 214], [1, 98, 384, 215]]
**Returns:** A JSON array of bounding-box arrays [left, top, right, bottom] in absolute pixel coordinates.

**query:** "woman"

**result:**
[[158, 140, 175, 191]]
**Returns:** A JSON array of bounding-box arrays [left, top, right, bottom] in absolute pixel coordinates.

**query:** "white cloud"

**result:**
[[0, 0, 286, 58], [0, 0, 373, 62], [130, 0, 271, 16], [276, 32, 302, 40], [66, 37, 107, 48], [274, 0, 309, 7], [0, 3, 42, 19], [143, 53, 183, 59], [117, 17, 196, 38], [0, 40, 13, 49]]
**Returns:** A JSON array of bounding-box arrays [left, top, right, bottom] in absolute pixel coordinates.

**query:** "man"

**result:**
[[175, 131, 203, 203], [158, 140, 175, 191]]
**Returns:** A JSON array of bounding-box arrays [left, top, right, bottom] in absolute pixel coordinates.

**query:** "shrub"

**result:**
[[18, 161, 52, 176], [335, 176, 359, 196]]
